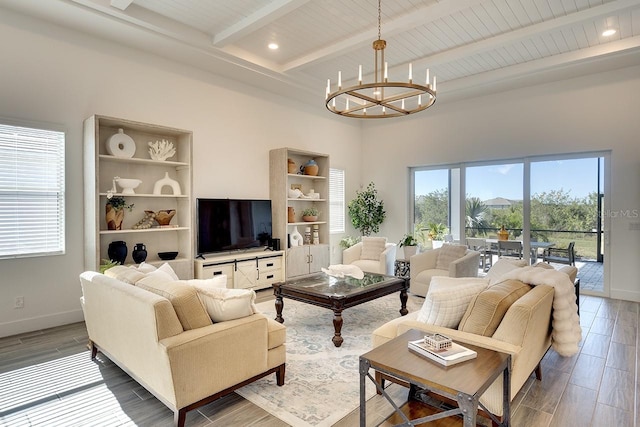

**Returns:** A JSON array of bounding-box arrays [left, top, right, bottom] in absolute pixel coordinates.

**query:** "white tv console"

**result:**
[[194, 250, 284, 291]]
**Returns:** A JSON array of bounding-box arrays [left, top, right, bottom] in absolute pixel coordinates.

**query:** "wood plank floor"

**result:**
[[0, 293, 637, 426]]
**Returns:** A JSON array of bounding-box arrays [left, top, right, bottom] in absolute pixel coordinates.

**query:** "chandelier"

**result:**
[[325, 0, 436, 119]]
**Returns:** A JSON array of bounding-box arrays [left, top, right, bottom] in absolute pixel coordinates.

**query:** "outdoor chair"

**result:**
[[498, 240, 523, 259], [466, 237, 492, 271], [543, 241, 576, 266]]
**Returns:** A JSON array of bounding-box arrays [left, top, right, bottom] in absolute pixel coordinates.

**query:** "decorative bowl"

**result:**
[[116, 178, 142, 195], [155, 209, 176, 225], [158, 251, 178, 260], [302, 215, 318, 222]]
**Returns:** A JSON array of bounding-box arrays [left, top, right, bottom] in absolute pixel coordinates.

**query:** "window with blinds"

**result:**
[[0, 122, 65, 259], [329, 168, 345, 234]]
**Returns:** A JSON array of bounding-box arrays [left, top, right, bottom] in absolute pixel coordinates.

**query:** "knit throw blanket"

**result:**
[[502, 266, 582, 357]]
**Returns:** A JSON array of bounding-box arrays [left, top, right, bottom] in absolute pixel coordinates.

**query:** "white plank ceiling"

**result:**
[[2, 0, 640, 108]]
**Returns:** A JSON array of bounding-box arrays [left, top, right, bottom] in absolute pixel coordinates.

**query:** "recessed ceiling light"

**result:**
[[268, 43, 279, 50], [602, 29, 617, 37]]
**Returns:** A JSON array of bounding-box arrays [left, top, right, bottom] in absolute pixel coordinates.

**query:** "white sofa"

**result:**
[[79, 269, 286, 426], [342, 237, 397, 275], [409, 243, 481, 296], [372, 260, 578, 420]]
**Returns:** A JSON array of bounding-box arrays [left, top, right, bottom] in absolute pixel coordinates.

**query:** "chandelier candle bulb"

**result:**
[[418, 95, 422, 106], [409, 63, 412, 82], [433, 76, 437, 91], [426, 68, 430, 85], [338, 71, 342, 89], [358, 65, 362, 84], [384, 62, 388, 80]]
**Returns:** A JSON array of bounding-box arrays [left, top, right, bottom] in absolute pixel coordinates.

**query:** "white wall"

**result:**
[[361, 65, 640, 302], [0, 10, 362, 337]]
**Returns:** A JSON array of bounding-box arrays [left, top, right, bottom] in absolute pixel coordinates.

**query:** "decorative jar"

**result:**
[[132, 243, 147, 263], [303, 159, 319, 176], [108, 241, 128, 265]]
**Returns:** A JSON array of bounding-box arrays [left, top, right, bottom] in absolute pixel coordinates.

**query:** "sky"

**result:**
[[415, 157, 602, 201]]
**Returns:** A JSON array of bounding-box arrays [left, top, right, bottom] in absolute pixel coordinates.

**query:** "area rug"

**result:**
[[236, 292, 423, 426]]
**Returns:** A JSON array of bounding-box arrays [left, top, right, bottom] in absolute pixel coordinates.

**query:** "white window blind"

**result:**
[[0, 122, 65, 258], [329, 168, 345, 234]]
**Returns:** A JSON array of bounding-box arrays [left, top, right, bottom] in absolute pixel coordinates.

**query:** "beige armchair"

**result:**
[[409, 243, 480, 296], [343, 236, 397, 275]]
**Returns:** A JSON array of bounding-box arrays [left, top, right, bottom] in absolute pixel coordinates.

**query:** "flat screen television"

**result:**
[[197, 198, 272, 255]]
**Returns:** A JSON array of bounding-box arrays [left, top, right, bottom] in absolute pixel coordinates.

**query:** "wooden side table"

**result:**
[[359, 329, 511, 426]]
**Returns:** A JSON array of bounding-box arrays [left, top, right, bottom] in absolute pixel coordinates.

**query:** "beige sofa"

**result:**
[[372, 261, 578, 420], [409, 244, 481, 296], [79, 270, 286, 426]]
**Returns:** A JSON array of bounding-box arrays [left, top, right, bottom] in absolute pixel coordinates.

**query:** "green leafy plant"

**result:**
[[398, 233, 417, 247], [106, 195, 134, 211], [99, 258, 119, 273], [347, 182, 386, 236], [427, 222, 448, 240], [339, 235, 360, 249], [302, 206, 319, 217]]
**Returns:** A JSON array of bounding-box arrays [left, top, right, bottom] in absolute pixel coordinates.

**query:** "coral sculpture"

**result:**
[[148, 139, 176, 161]]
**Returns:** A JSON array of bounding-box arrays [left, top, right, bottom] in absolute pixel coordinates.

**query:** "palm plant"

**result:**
[[465, 197, 490, 237]]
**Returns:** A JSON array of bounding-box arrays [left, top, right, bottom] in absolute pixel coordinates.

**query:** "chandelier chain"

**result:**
[[377, 0, 381, 41]]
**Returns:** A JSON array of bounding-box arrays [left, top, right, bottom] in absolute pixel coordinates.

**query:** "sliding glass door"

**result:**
[[410, 152, 608, 295]]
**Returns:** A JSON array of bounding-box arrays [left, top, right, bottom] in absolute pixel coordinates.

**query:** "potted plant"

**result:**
[[339, 235, 361, 249], [301, 206, 319, 222], [426, 222, 448, 248], [105, 194, 134, 230], [398, 233, 418, 258], [347, 182, 386, 236]]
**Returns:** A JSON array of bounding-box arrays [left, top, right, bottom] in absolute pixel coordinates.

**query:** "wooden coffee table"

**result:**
[[273, 272, 408, 347], [359, 329, 512, 426]]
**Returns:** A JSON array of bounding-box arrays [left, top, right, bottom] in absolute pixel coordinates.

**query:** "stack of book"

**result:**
[[408, 337, 477, 366]]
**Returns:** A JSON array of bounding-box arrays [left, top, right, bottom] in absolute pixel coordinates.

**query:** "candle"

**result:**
[[408, 63, 412, 81], [358, 65, 362, 84], [338, 71, 342, 89], [433, 76, 437, 92], [426, 68, 430, 85]]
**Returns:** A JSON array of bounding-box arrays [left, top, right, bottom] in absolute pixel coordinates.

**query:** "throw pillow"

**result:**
[[158, 262, 179, 280], [104, 265, 146, 285], [132, 262, 157, 273], [458, 279, 532, 336], [136, 275, 212, 330], [416, 277, 489, 328], [360, 236, 387, 261], [184, 275, 227, 290], [485, 258, 528, 285], [192, 286, 257, 322], [435, 244, 468, 270]]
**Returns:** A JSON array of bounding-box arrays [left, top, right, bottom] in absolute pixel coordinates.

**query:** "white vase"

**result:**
[[153, 172, 181, 195], [290, 226, 303, 247], [403, 246, 417, 259]]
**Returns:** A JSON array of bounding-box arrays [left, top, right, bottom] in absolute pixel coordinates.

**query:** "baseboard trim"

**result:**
[[0, 309, 84, 338], [610, 289, 640, 303]]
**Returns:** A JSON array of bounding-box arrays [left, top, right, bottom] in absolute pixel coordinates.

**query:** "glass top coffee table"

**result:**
[[273, 272, 408, 347]]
